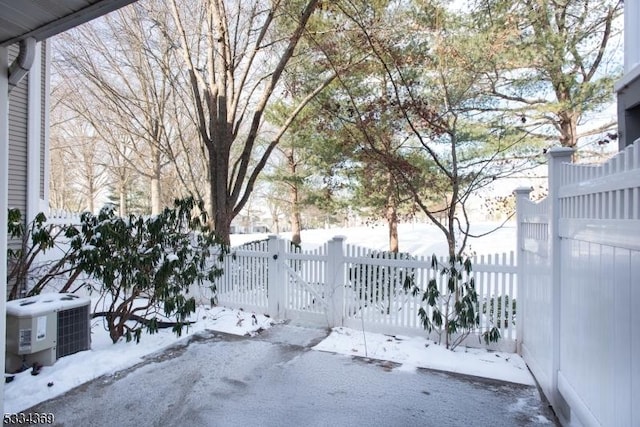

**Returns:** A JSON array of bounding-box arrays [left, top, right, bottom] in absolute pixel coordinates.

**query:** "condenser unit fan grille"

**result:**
[[56, 304, 90, 358]]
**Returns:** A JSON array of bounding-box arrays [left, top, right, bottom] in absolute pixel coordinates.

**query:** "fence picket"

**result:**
[[506, 252, 518, 340]]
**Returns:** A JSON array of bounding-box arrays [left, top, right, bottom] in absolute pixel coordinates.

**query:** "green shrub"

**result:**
[[68, 197, 226, 343], [406, 255, 501, 350]]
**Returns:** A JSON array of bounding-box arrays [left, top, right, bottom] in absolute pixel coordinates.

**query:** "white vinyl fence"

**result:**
[[32, 210, 518, 353], [201, 235, 518, 352], [46, 209, 83, 225], [516, 141, 640, 427]]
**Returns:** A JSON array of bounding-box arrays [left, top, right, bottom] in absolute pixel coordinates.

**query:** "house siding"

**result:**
[[616, 0, 640, 150], [8, 44, 28, 251], [7, 43, 29, 298]]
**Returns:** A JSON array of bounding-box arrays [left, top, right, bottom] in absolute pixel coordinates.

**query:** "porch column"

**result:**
[[1, 45, 10, 412]]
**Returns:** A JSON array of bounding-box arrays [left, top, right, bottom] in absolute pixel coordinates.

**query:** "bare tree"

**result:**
[[50, 85, 110, 212], [167, 0, 336, 243], [53, 3, 186, 215]]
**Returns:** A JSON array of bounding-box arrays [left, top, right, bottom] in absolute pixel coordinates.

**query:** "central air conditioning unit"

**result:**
[[5, 293, 91, 372]]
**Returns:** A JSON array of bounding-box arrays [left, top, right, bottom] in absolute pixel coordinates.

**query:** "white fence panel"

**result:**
[[516, 194, 554, 403], [46, 209, 83, 226], [213, 239, 270, 313], [341, 243, 517, 352], [32, 215, 520, 353], [517, 141, 640, 427], [556, 143, 640, 427], [283, 241, 329, 323], [342, 245, 433, 337]]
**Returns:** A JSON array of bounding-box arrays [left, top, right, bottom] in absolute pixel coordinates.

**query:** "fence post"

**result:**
[[267, 235, 283, 320], [547, 147, 574, 421], [327, 236, 346, 328], [514, 187, 532, 355]]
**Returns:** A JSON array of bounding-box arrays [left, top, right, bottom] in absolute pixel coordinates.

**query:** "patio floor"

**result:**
[[22, 324, 558, 426]]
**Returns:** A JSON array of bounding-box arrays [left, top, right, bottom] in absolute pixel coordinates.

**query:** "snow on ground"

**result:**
[[314, 327, 534, 386], [231, 221, 517, 257], [4, 306, 273, 414], [5, 222, 527, 414]]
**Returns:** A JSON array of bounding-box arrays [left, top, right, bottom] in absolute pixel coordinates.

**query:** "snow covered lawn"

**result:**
[[231, 221, 518, 257]]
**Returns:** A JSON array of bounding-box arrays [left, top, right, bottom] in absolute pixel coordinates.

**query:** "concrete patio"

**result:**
[[23, 324, 558, 426]]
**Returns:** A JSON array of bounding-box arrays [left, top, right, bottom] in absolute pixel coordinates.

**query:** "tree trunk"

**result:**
[[210, 157, 232, 245], [119, 182, 126, 217], [151, 176, 161, 216], [290, 185, 302, 246], [215, 213, 232, 245], [286, 148, 302, 245], [387, 203, 399, 253], [87, 181, 95, 214], [208, 166, 232, 245], [150, 144, 162, 215], [386, 172, 399, 253], [209, 105, 233, 245], [558, 111, 579, 149]]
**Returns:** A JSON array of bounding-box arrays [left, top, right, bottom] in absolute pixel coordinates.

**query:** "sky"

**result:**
[[3, 222, 530, 414]]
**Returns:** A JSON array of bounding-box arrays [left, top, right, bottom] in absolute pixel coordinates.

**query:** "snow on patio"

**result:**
[[5, 310, 534, 414], [3, 305, 273, 414]]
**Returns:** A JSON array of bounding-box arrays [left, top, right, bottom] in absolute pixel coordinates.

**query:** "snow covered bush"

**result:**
[[405, 255, 501, 350], [67, 197, 226, 343]]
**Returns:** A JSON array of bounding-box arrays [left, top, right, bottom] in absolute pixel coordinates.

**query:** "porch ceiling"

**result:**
[[0, 0, 137, 46]]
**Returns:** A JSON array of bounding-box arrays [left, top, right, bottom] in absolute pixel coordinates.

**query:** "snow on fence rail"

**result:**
[[202, 235, 518, 352], [516, 141, 640, 427]]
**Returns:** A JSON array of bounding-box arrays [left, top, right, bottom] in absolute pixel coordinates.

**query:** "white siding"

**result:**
[[7, 43, 27, 254]]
